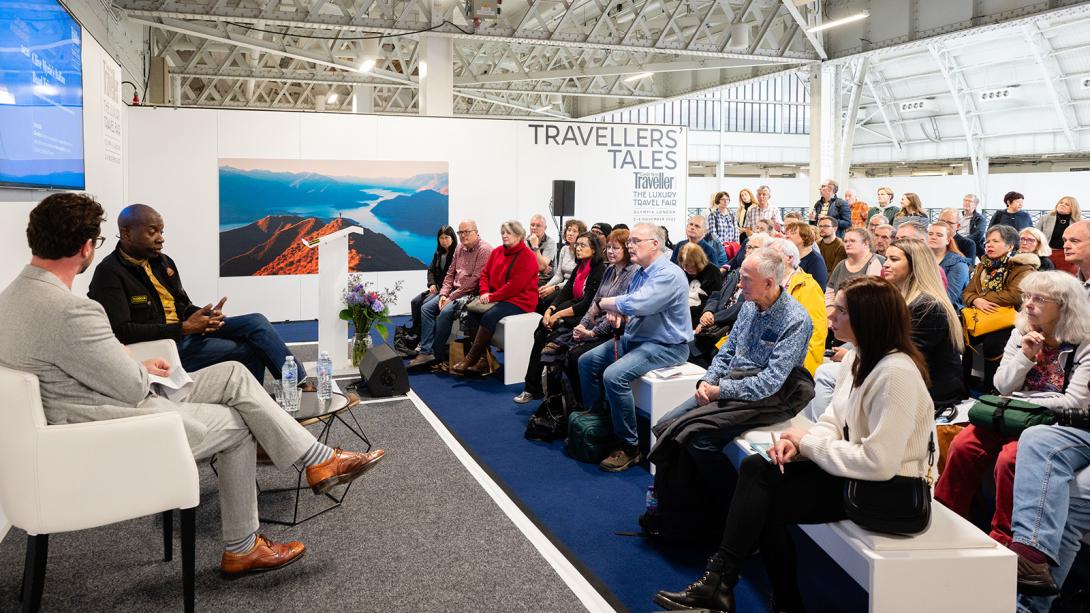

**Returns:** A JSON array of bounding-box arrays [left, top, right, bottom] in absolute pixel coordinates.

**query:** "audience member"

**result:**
[[809, 179, 851, 238], [736, 189, 756, 240], [514, 232, 604, 403], [960, 194, 988, 256], [1019, 228, 1055, 271], [1064, 220, 1090, 284], [654, 276, 933, 613], [785, 221, 828, 290], [882, 239, 967, 406], [896, 220, 928, 241], [690, 266, 743, 368], [408, 219, 491, 369], [660, 225, 675, 251], [816, 216, 847, 274], [845, 188, 870, 229], [872, 223, 895, 257], [939, 271, 1090, 555], [399, 225, 457, 353], [892, 192, 929, 227], [671, 215, 727, 268], [1, 193, 385, 576], [742, 185, 783, 233], [961, 224, 1039, 392], [990, 191, 1033, 231], [451, 221, 539, 375], [707, 192, 739, 244], [1036, 196, 1080, 274], [590, 222, 613, 240], [1002, 273, 1090, 609], [938, 207, 978, 262], [825, 227, 883, 303], [579, 223, 691, 472], [678, 243, 723, 327], [766, 238, 827, 375], [867, 186, 899, 224], [538, 219, 587, 309], [927, 221, 970, 309], [88, 204, 311, 390], [527, 214, 557, 286], [782, 211, 804, 225]]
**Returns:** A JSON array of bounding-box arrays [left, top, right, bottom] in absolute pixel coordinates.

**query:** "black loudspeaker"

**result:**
[[552, 180, 575, 217], [358, 344, 410, 397]]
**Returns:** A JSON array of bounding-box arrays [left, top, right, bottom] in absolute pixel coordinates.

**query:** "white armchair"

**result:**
[[0, 340, 200, 612]]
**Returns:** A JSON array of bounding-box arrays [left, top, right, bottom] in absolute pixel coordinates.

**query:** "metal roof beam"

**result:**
[[780, 0, 826, 60], [454, 57, 779, 85], [1022, 21, 1079, 150]]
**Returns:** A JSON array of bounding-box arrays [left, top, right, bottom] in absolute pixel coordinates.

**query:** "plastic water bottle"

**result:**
[[645, 485, 658, 514], [281, 357, 299, 412], [317, 351, 333, 401]]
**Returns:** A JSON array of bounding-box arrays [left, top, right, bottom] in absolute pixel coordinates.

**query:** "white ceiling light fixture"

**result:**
[[358, 37, 381, 73], [807, 11, 869, 33], [623, 71, 654, 83], [419, 61, 428, 79], [534, 105, 553, 112], [327, 91, 338, 104]]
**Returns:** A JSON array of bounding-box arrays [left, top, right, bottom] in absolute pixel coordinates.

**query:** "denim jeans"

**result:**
[[802, 361, 839, 422], [419, 293, 460, 361], [177, 313, 303, 384], [1012, 425, 1090, 612], [577, 338, 688, 447]]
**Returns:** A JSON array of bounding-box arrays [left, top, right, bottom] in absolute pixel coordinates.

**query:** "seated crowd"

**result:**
[[394, 184, 1090, 611]]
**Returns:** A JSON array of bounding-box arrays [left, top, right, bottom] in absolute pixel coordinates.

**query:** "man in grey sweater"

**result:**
[[0, 193, 384, 577]]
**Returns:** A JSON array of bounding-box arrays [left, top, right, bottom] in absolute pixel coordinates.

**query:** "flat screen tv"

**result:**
[[0, 0, 85, 190]]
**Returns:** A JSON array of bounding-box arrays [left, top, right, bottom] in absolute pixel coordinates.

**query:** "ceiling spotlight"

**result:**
[[807, 11, 869, 33], [623, 71, 654, 83], [327, 92, 338, 104], [358, 37, 381, 73]]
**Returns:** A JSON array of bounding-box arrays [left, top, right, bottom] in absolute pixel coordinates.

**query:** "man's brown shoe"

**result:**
[[599, 447, 641, 472], [1016, 553, 1060, 596], [221, 535, 305, 578], [305, 448, 384, 495]]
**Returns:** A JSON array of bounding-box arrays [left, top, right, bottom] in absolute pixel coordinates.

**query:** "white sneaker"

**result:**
[[513, 391, 538, 404]]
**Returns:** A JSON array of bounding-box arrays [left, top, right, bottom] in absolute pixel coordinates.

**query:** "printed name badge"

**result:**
[[130, 295, 149, 305]]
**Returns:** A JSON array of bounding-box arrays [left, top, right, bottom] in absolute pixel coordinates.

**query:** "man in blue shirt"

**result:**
[[579, 223, 692, 472], [671, 215, 728, 268]]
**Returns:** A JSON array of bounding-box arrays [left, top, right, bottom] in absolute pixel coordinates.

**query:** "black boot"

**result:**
[[653, 552, 737, 612]]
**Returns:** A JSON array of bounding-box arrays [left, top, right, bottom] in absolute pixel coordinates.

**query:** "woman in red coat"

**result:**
[[452, 220, 540, 374]]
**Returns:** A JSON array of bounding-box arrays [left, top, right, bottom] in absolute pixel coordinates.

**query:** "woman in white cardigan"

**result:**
[[654, 276, 935, 613]]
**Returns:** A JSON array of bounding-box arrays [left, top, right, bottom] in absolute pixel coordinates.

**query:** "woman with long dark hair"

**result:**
[[397, 225, 457, 351], [653, 276, 934, 613]]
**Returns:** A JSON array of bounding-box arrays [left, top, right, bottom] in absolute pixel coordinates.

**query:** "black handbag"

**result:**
[[841, 424, 935, 536]]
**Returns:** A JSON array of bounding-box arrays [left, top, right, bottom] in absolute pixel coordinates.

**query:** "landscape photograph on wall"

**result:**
[[218, 158, 448, 276]]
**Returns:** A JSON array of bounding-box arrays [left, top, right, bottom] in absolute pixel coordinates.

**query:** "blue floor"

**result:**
[[273, 318, 866, 612]]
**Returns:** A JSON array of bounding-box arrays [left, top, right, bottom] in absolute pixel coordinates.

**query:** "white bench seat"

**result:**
[[490, 311, 541, 386]]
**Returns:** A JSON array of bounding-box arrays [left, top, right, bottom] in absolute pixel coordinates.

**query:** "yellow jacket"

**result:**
[[787, 270, 827, 375]]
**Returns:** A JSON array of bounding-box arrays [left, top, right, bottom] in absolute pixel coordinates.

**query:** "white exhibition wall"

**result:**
[[0, 25, 125, 545], [125, 109, 687, 320]]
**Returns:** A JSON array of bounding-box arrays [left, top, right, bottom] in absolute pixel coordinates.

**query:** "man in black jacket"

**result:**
[[960, 194, 987, 257], [88, 204, 312, 388], [808, 179, 851, 238]]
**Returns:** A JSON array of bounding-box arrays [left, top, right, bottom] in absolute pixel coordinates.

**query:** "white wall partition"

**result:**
[[125, 109, 687, 320]]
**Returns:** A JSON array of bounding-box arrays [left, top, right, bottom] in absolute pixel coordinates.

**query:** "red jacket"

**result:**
[[480, 242, 539, 313]]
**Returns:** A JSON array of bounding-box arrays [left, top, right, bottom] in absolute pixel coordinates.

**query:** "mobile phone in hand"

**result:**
[[749, 442, 772, 463]]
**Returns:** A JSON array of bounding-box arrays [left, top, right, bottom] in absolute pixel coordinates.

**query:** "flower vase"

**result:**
[[352, 329, 374, 367]]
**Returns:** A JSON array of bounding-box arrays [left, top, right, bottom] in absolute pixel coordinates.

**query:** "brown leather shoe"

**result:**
[[298, 380, 318, 393], [221, 535, 305, 578], [1016, 553, 1060, 596], [305, 448, 384, 495], [450, 360, 470, 375]]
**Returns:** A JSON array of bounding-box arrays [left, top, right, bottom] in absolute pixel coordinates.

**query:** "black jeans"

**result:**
[[961, 327, 1014, 393], [523, 318, 581, 396], [717, 455, 848, 608]]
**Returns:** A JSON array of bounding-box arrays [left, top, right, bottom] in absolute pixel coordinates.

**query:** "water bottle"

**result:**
[[317, 351, 333, 401], [281, 357, 299, 412], [645, 485, 658, 515]]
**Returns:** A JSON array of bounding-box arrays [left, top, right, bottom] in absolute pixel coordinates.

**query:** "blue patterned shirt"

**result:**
[[615, 254, 693, 345], [702, 289, 812, 401], [707, 209, 739, 243]]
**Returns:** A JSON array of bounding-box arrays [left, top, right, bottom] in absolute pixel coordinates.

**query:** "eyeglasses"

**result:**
[[1021, 293, 1058, 306], [456, 230, 476, 236], [626, 237, 656, 247], [93, 236, 106, 249], [1019, 237, 1038, 243]]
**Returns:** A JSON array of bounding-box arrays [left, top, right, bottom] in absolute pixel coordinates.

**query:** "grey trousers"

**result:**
[[141, 361, 316, 543]]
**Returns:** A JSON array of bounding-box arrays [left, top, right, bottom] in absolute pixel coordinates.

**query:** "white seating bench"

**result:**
[[727, 417, 1017, 613], [632, 363, 707, 474], [490, 311, 541, 386]]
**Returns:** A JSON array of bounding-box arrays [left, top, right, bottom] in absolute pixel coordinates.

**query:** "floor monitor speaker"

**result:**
[[552, 180, 575, 217], [358, 344, 410, 397]]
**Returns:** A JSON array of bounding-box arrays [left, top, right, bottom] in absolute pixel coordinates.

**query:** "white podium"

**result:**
[[310, 226, 364, 373]]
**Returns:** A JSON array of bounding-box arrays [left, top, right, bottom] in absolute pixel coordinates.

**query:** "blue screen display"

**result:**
[[0, 0, 85, 190]]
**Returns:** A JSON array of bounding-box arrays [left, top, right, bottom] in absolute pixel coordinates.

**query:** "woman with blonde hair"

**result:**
[[927, 221, 969, 309], [881, 238, 967, 407], [736, 188, 756, 239], [892, 192, 929, 227], [1035, 196, 1080, 273], [1019, 227, 1055, 271]]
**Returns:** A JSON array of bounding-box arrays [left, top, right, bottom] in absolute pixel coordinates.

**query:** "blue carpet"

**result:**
[[273, 318, 865, 611]]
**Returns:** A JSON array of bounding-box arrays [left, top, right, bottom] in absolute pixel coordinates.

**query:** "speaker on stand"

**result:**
[[551, 179, 575, 238]]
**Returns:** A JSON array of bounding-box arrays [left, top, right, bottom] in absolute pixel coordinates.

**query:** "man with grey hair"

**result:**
[[873, 224, 895, 257], [961, 194, 987, 256], [527, 214, 556, 286], [409, 219, 492, 369], [579, 222, 692, 472], [743, 185, 783, 233], [938, 207, 978, 261], [810, 178, 851, 238], [895, 221, 929, 241], [671, 215, 727, 268]]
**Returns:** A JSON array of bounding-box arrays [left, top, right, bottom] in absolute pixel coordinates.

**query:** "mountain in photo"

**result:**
[[369, 189, 449, 235], [220, 215, 425, 276]]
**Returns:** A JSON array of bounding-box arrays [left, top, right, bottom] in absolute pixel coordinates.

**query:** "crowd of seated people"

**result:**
[[390, 186, 1090, 609]]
